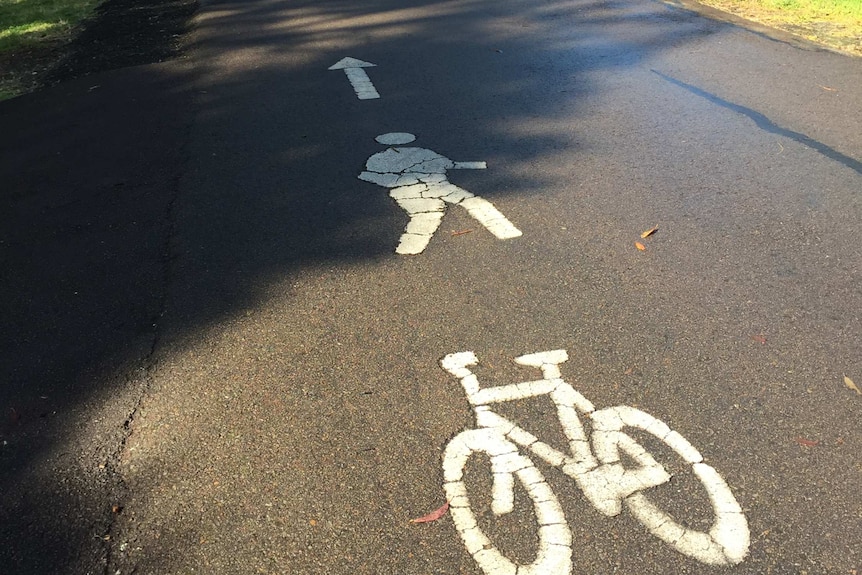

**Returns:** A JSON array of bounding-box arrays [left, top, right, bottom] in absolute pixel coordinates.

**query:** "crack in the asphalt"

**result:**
[[653, 69, 862, 177], [100, 171, 182, 575]]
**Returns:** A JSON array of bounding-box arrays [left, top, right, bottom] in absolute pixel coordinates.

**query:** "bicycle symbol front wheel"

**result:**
[[590, 405, 750, 565], [442, 427, 573, 575]]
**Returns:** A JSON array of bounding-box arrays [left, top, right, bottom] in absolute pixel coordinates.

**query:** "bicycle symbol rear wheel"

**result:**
[[442, 427, 573, 575]]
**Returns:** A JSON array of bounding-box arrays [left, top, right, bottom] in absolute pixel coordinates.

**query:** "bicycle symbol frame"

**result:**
[[440, 350, 750, 575]]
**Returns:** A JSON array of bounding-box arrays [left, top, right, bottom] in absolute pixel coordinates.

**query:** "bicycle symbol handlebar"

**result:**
[[440, 350, 750, 575]]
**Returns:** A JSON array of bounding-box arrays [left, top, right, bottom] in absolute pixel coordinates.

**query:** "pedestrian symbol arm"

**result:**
[[358, 170, 401, 187], [453, 161, 487, 170]]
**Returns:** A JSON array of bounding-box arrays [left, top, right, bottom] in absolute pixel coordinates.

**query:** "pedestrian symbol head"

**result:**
[[376, 132, 416, 145]]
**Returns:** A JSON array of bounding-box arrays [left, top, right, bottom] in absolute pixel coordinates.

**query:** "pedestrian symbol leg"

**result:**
[[458, 196, 522, 239], [359, 133, 522, 255], [392, 196, 446, 255]]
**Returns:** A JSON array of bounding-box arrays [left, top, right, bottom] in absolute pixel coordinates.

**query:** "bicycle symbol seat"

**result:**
[[440, 350, 750, 575]]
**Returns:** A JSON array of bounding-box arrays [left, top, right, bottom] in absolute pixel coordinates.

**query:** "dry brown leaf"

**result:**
[[844, 375, 860, 395], [640, 226, 658, 238], [795, 437, 819, 447], [635, 242, 646, 251], [410, 501, 449, 524]]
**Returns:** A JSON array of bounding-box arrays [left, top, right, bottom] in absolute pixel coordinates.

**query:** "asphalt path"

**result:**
[[2, 0, 861, 573]]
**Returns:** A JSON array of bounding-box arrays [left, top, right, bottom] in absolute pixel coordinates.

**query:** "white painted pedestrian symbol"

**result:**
[[329, 57, 380, 100], [439, 350, 750, 574], [359, 133, 522, 255]]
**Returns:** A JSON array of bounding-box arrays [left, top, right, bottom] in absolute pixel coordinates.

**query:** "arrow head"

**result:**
[[328, 57, 376, 70]]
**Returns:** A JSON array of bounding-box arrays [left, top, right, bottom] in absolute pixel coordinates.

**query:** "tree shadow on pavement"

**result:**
[[0, 0, 723, 571]]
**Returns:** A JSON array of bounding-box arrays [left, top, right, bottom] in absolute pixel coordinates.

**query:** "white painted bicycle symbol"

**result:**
[[440, 350, 750, 574]]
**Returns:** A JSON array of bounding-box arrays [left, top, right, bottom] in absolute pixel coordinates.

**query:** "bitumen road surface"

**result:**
[[1, 0, 861, 573]]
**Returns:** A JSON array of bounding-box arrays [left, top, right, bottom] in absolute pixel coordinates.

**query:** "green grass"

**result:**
[[704, 0, 862, 23], [764, 0, 862, 21], [701, 0, 862, 23], [0, 0, 100, 53], [699, 0, 862, 53]]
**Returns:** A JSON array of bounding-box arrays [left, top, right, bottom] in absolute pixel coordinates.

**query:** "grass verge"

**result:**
[[696, 0, 862, 54], [0, 0, 101, 98], [0, 0, 100, 52]]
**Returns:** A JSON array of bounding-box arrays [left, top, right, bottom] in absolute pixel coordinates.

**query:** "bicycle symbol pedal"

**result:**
[[440, 350, 750, 575]]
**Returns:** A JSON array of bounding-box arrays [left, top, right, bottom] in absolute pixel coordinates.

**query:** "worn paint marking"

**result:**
[[329, 57, 380, 100], [439, 350, 750, 574], [359, 133, 521, 254]]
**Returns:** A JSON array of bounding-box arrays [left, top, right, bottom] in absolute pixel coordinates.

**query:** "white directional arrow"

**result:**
[[329, 57, 380, 100]]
